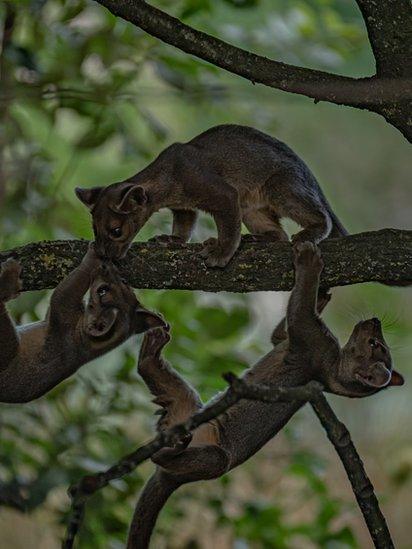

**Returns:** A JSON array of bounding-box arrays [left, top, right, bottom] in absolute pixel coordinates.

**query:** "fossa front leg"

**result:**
[[138, 326, 202, 431], [287, 242, 336, 358], [200, 202, 242, 268], [271, 288, 331, 347], [150, 209, 198, 245], [48, 243, 100, 328], [0, 258, 22, 303], [138, 326, 229, 478], [171, 209, 197, 242]]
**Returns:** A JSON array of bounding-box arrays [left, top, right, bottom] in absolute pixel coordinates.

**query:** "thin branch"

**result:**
[[1, 229, 411, 293], [63, 375, 394, 549], [63, 376, 323, 548], [311, 394, 394, 549], [92, 1, 412, 141], [92, 0, 411, 107]]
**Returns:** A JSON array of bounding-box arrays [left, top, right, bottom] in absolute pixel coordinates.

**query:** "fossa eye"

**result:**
[[98, 285, 110, 297], [109, 227, 122, 239]]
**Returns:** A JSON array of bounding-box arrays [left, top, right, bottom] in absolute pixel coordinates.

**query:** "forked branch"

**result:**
[[92, 0, 412, 141], [63, 375, 393, 549]]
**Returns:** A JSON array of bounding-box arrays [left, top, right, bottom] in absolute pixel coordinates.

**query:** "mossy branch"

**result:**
[[1, 229, 411, 293]]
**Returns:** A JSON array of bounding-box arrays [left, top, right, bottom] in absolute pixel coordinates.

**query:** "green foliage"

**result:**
[[1, 0, 410, 547], [196, 447, 357, 548]]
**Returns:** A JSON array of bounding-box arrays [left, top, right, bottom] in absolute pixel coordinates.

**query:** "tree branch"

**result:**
[[63, 375, 394, 549], [92, 0, 412, 141], [62, 377, 324, 548], [353, 0, 412, 139], [1, 230, 411, 293], [355, 0, 412, 77], [311, 395, 394, 549]]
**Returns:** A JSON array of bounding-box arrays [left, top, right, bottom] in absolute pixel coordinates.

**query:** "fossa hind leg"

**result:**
[[152, 444, 229, 481], [290, 203, 331, 244], [242, 207, 288, 242], [266, 169, 331, 244], [138, 326, 229, 479], [138, 326, 203, 430], [138, 327, 220, 445]]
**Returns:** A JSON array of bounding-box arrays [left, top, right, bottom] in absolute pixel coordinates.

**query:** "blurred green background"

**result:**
[[0, 1, 411, 547]]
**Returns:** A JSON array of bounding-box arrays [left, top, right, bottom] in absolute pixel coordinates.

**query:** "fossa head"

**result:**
[[332, 317, 404, 397], [84, 259, 164, 344], [76, 183, 152, 260]]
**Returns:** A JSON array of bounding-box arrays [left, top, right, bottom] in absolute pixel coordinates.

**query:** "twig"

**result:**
[[62, 375, 323, 548], [311, 394, 394, 549], [63, 376, 396, 549]]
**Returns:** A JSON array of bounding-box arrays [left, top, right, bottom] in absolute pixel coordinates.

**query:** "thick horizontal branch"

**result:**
[[92, 1, 412, 141], [1, 229, 411, 293], [311, 395, 394, 549], [63, 376, 323, 548]]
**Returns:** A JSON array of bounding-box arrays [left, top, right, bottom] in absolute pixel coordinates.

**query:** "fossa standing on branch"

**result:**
[[76, 125, 347, 267]]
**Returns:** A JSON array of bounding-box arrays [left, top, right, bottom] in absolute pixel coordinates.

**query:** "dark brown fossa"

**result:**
[[127, 242, 403, 548], [76, 125, 347, 267], [0, 246, 165, 403]]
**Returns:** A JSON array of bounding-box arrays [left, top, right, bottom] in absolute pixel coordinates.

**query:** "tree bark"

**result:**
[[92, 0, 412, 142], [1, 229, 411, 293], [63, 376, 394, 549], [311, 395, 394, 549], [63, 379, 323, 549], [355, 0, 412, 77]]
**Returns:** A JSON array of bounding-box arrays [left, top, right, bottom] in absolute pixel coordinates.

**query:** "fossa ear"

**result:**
[[86, 308, 119, 338], [134, 307, 165, 334], [354, 361, 391, 389], [75, 187, 104, 210], [115, 185, 147, 214], [388, 369, 405, 386]]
